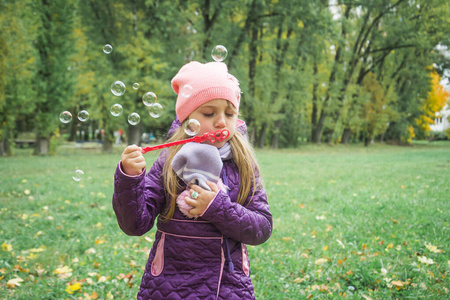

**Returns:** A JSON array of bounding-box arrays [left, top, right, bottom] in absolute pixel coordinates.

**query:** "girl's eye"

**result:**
[[203, 113, 214, 117], [226, 113, 235, 117]]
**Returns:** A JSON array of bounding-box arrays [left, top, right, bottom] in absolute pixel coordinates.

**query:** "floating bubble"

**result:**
[[103, 44, 113, 54], [133, 82, 140, 90], [59, 111, 72, 123], [128, 112, 140, 125], [184, 119, 201, 136], [211, 45, 228, 62], [148, 103, 163, 118], [180, 84, 193, 98], [77, 110, 89, 122], [111, 80, 126, 96], [142, 92, 157, 106], [110, 103, 123, 117], [72, 169, 84, 181]]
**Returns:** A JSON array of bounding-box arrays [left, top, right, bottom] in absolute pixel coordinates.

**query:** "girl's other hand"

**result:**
[[121, 145, 146, 176], [184, 181, 219, 217]]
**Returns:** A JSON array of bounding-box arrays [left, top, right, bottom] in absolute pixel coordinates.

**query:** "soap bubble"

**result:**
[[103, 44, 113, 54], [142, 92, 157, 106], [184, 119, 201, 136], [111, 80, 126, 96], [348, 286, 355, 292], [148, 103, 163, 118], [180, 84, 193, 98], [133, 82, 140, 90], [59, 111, 72, 123], [110, 103, 123, 117], [72, 169, 84, 181], [211, 45, 228, 62], [77, 110, 89, 122], [128, 112, 140, 125]]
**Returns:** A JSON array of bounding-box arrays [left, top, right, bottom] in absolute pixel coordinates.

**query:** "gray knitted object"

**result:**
[[171, 142, 223, 191]]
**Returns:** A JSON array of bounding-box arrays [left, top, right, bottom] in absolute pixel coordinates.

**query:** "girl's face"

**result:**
[[188, 99, 238, 148]]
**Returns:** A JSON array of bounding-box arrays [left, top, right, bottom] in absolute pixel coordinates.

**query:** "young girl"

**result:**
[[113, 61, 272, 299]]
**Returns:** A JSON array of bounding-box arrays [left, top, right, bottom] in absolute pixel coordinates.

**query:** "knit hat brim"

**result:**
[[171, 61, 241, 122]]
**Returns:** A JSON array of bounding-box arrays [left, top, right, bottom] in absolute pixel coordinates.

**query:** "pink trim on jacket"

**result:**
[[118, 161, 145, 177], [151, 232, 165, 276], [217, 241, 225, 300], [242, 244, 250, 277]]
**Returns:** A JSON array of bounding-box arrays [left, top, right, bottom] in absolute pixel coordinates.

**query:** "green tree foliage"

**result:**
[[33, 0, 77, 155], [0, 0, 38, 155], [2, 0, 449, 155], [415, 70, 449, 138]]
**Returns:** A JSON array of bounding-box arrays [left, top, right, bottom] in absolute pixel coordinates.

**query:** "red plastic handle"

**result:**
[[141, 129, 230, 154]]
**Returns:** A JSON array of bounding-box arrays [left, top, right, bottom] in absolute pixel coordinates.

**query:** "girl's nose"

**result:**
[[215, 114, 226, 128]]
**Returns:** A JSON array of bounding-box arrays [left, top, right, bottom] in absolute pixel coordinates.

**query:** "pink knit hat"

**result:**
[[171, 61, 241, 122]]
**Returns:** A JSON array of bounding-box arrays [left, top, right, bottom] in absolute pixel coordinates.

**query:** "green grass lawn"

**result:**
[[1, 142, 449, 299]]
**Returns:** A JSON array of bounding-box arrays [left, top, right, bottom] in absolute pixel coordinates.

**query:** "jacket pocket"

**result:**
[[242, 243, 250, 277], [151, 232, 165, 276]]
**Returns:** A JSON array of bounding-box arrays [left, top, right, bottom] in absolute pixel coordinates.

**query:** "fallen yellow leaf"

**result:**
[[2, 242, 13, 252], [294, 277, 305, 283], [7, 277, 24, 288], [391, 280, 403, 287], [28, 247, 45, 253], [95, 238, 106, 245], [66, 282, 82, 294], [315, 258, 328, 265], [54, 266, 73, 274], [425, 242, 442, 253], [418, 256, 434, 265]]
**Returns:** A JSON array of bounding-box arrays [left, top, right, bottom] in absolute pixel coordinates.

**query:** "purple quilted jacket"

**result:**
[[112, 120, 272, 299]]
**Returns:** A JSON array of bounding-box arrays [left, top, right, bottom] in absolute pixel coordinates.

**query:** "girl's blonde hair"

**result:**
[[161, 120, 260, 221]]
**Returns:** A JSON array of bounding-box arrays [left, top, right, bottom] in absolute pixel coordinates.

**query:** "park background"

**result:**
[[1, 0, 449, 299]]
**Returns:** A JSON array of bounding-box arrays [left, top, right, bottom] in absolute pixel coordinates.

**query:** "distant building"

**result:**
[[430, 104, 450, 132]]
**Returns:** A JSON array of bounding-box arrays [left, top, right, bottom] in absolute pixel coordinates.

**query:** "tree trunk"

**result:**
[[327, 128, 334, 145], [102, 134, 114, 153], [83, 126, 89, 141], [380, 130, 386, 142], [310, 62, 319, 143], [0, 139, 11, 156], [342, 128, 351, 144], [271, 120, 282, 149], [258, 123, 267, 148], [69, 120, 76, 141], [312, 110, 325, 144], [34, 135, 49, 155], [127, 124, 141, 146]]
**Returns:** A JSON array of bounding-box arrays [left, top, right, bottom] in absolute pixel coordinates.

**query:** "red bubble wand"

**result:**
[[141, 129, 230, 154]]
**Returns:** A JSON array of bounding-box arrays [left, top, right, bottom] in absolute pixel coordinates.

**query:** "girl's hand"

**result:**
[[184, 181, 219, 217], [121, 145, 146, 176]]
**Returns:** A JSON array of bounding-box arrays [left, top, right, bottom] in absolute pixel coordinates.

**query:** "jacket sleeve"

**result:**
[[200, 177, 272, 245], [112, 152, 167, 236]]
